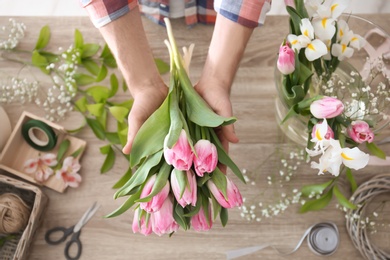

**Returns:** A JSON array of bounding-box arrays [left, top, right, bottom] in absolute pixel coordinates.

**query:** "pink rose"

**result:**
[[310, 97, 344, 119], [207, 175, 243, 209], [164, 130, 193, 171], [151, 196, 179, 236], [132, 208, 152, 236], [139, 175, 170, 213], [277, 44, 295, 75], [191, 205, 212, 232], [193, 139, 218, 177], [347, 120, 374, 143], [170, 169, 197, 208]]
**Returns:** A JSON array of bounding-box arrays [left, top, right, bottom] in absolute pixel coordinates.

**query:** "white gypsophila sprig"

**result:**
[[0, 77, 39, 104], [0, 18, 26, 50]]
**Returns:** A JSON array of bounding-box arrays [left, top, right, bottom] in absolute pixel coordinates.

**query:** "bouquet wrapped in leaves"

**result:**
[[106, 19, 245, 236]]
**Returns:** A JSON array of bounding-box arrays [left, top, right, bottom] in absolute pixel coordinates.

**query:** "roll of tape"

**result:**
[[21, 119, 57, 151], [0, 106, 12, 153]]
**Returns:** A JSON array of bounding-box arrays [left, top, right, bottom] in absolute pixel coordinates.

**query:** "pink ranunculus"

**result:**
[[310, 97, 344, 119], [193, 139, 218, 177], [164, 129, 193, 171], [55, 156, 82, 188], [207, 175, 243, 209], [311, 121, 334, 140], [191, 205, 212, 231], [284, 0, 296, 8], [170, 169, 197, 208], [24, 153, 57, 182], [132, 208, 152, 236], [139, 175, 170, 213], [277, 44, 295, 75], [151, 196, 179, 236], [347, 120, 374, 143]]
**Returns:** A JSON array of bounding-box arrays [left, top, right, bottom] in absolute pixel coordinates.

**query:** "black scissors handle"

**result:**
[[45, 225, 75, 245], [64, 231, 82, 260]]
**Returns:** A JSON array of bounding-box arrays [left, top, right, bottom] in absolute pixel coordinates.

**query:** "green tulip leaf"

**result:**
[[100, 145, 115, 173], [183, 192, 202, 217], [173, 201, 189, 230], [136, 162, 171, 202], [105, 187, 142, 218], [210, 167, 228, 200], [165, 87, 183, 148], [210, 192, 221, 220], [112, 166, 133, 189], [202, 195, 211, 227], [34, 25, 50, 50], [220, 207, 228, 227]]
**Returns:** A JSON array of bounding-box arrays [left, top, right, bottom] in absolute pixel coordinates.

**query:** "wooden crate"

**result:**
[[0, 111, 86, 193]]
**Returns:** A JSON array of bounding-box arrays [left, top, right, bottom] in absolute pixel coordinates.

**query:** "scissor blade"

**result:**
[[73, 202, 100, 232]]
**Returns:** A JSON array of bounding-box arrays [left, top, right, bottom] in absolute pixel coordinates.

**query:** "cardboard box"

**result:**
[[0, 111, 86, 193]]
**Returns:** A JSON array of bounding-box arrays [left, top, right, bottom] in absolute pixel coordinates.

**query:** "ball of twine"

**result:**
[[346, 174, 390, 260], [0, 193, 31, 234]]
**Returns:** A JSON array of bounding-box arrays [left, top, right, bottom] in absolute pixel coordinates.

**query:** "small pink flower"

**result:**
[[139, 175, 170, 213], [24, 153, 57, 182], [347, 120, 374, 143], [193, 139, 218, 177], [151, 196, 179, 236], [164, 130, 193, 171], [277, 44, 295, 75], [310, 97, 344, 119], [284, 0, 295, 8], [56, 156, 82, 188], [311, 121, 334, 140], [170, 169, 197, 208], [132, 208, 152, 236], [207, 175, 243, 209], [191, 205, 212, 231]]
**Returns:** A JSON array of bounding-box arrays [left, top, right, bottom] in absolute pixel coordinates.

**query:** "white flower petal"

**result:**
[[341, 147, 369, 170], [287, 34, 302, 51], [329, 0, 351, 19], [305, 39, 328, 61], [313, 18, 336, 40], [300, 18, 315, 40]]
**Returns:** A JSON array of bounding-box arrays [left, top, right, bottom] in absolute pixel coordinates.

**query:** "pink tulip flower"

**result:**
[[151, 196, 179, 236], [347, 120, 374, 143], [55, 156, 82, 188], [24, 153, 57, 183], [311, 121, 334, 140], [191, 205, 212, 231], [310, 97, 344, 119], [193, 139, 218, 177], [171, 169, 197, 208], [132, 208, 152, 236], [164, 129, 193, 171], [207, 176, 243, 209], [139, 175, 170, 213], [284, 0, 296, 8], [277, 44, 295, 75]]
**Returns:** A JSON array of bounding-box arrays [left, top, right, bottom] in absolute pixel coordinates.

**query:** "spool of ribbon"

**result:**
[[21, 119, 57, 151], [226, 222, 339, 259]]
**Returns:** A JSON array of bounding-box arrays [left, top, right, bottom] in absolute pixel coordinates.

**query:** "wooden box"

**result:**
[[0, 111, 86, 193]]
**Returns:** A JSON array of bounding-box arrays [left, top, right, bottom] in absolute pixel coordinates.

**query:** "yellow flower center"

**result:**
[[315, 129, 323, 141], [291, 39, 298, 45], [340, 29, 344, 37], [341, 152, 353, 160], [304, 30, 309, 37], [341, 44, 347, 53], [331, 4, 339, 12], [307, 43, 315, 51], [322, 18, 327, 28]]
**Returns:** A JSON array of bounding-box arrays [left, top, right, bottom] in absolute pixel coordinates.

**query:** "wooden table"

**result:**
[[1, 14, 390, 260]]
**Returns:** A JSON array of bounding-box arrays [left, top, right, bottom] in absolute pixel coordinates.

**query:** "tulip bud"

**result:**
[[170, 169, 197, 208], [193, 139, 218, 177], [139, 175, 170, 213], [284, 0, 296, 8], [191, 205, 212, 231], [310, 97, 344, 119], [164, 129, 193, 171], [347, 120, 374, 143], [132, 208, 152, 236], [151, 196, 179, 236], [207, 176, 243, 209], [277, 44, 295, 75]]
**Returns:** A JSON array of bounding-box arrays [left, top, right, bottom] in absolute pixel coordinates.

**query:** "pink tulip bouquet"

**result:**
[[106, 18, 245, 236], [276, 0, 390, 212]]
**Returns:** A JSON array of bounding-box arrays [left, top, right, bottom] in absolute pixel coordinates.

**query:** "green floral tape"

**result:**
[[21, 119, 57, 151]]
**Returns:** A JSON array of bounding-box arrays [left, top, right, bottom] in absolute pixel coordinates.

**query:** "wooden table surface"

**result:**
[[1, 14, 390, 260]]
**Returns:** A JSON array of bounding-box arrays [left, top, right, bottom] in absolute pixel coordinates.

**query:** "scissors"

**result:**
[[45, 202, 100, 260]]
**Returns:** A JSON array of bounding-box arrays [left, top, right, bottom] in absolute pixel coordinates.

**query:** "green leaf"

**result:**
[[100, 44, 117, 68], [74, 97, 87, 112], [57, 139, 70, 163], [83, 59, 100, 76], [366, 142, 386, 159], [197, 174, 211, 187], [74, 29, 84, 50], [136, 162, 171, 202], [86, 117, 105, 140], [210, 193, 221, 220], [82, 43, 100, 58], [333, 185, 356, 210], [39, 51, 59, 63], [345, 168, 357, 194], [183, 192, 202, 217], [300, 188, 333, 213], [209, 129, 245, 183], [220, 207, 228, 227], [110, 99, 134, 110], [105, 132, 121, 144], [173, 202, 188, 230], [100, 144, 111, 154], [31, 50, 49, 67], [112, 166, 133, 189], [130, 95, 170, 168], [109, 73, 119, 97], [96, 65, 108, 82], [155, 58, 170, 74], [173, 169, 188, 198], [100, 145, 115, 173], [109, 106, 129, 123], [74, 73, 96, 86], [85, 86, 110, 103], [97, 109, 107, 131], [86, 103, 105, 117], [286, 6, 303, 35], [210, 168, 228, 200], [165, 87, 183, 148], [105, 187, 142, 218], [301, 180, 333, 197], [34, 25, 50, 50]]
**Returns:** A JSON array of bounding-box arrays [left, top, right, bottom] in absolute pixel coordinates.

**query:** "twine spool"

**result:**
[[346, 174, 390, 260], [0, 193, 31, 234]]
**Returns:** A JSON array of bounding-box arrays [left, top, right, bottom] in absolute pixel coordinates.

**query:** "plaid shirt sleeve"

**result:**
[[80, 0, 138, 28], [214, 0, 272, 28]]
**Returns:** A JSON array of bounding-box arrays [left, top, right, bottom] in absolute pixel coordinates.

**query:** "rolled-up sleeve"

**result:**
[[80, 0, 138, 28], [214, 0, 272, 28]]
